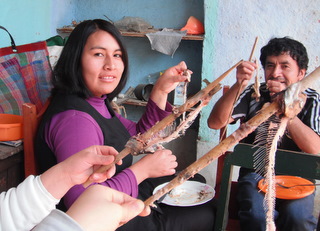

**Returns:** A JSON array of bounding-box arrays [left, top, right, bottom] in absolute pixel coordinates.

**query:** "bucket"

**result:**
[[0, 114, 23, 141]]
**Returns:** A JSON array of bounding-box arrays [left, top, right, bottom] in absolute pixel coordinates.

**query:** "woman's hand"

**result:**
[[153, 61, 192, 95], [67, 185, 150, 231], [129, 149, 178, 183], [150, 61, 192, 110]]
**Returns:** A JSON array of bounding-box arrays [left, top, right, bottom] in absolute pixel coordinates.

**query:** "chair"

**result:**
[[22, 100, 50, 177], [214, 143, 320, 231]]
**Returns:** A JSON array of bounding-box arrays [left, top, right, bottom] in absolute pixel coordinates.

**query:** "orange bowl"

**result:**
[[0, 114, 23, 141]]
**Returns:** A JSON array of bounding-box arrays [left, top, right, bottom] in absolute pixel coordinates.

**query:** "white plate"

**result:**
[[153, 181, 215, 207]]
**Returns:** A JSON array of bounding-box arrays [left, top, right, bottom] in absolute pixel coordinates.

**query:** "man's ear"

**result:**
[[298, 68, 306, 80]]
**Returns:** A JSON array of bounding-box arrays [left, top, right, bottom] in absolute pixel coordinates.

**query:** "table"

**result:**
[[0, 144, 24, 192]]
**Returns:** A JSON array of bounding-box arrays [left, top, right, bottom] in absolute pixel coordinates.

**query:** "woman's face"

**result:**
[[81, 30, 124, 97]]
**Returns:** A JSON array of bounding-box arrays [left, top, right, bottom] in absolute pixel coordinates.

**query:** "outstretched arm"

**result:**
[[41, 145, 119, 200], [66, 185, 150, 231], [0, 145, 120, 230]]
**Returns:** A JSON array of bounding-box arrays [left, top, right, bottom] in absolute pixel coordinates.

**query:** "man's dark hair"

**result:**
[[260, 37, 309, 70]]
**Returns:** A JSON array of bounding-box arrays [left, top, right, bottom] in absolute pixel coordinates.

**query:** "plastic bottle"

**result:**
[[174, 82, 186, 105]]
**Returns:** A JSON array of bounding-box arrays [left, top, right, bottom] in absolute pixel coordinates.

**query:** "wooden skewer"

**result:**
[[253, 58, 261, 101], [236, 36, 259, 100], [145, 65, 319, 208], [249, 36, 259, 61], [298, 65, 320, 93], [145, 101, 280, 206], [220, 37, 259, 140], [83, 60, 243, 187], [145, 87, 220, 149], [251, 37, 260, 102], [284, 65, 320, 118]]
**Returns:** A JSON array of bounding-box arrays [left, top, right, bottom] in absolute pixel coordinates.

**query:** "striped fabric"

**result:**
[[0, 41, 52, 115]]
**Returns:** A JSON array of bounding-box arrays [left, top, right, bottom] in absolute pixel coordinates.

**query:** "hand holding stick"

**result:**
[[145, 101, 280, 207], [238, 36, 259, 96], [83, 60, 243, 187], [220, 37, 259, 140], [145, 66, 320, 208]]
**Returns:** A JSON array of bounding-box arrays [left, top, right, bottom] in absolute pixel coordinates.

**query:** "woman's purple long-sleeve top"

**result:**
[[44, 96, 172, 208]]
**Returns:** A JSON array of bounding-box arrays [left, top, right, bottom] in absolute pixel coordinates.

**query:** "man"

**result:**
[[208, 37, 320, 231]]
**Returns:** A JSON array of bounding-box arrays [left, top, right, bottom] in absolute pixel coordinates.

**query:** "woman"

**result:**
[[36, 19, 215, 230]]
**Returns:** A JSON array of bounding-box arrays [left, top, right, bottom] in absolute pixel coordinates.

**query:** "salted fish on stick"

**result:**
[[145, 66, 320, 207], [145, 101, 281, 207], [83, 60, 243, 187]]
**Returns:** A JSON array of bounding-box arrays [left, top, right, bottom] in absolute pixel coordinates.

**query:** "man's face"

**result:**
[[264, 53, 306, 96]]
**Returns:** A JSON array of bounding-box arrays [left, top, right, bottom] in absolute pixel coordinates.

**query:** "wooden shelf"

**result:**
[[57, 27, 204, 41], [120, 30, 203, 41]]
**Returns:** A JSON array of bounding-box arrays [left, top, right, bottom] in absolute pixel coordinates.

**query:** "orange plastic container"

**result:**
[[180, 16, 205, 35], [0, 114, 23, 141]]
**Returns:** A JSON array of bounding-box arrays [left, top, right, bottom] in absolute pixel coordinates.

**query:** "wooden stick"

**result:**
[[249, 36, 259, 61], [145, 101, 280, 206], [145, 65, 319, 207], [238, 36, 259, 99], [284, 66, 320, 118], [220, 37, 259, 139], [299, 65, 320, 92], [145, 90, 218, 149], [83, 60, 243, 187]]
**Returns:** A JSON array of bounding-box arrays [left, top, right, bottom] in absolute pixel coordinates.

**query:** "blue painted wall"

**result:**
[[73, 0, 203, 29], [0, 0, 52, 47], [0, 2, 204, 113], [0, 0, 204, 96], [72, 0, 204, 96]]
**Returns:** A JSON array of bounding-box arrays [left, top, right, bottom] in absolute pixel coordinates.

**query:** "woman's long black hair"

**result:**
[[52, 19, 129, 101]]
